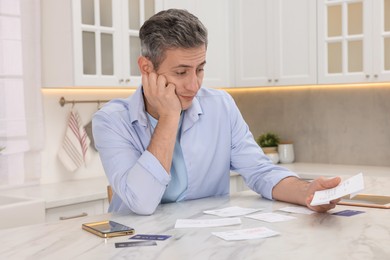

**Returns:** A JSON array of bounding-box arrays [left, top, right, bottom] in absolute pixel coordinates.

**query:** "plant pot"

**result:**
[[262, 147, 277, 154], [278, 143, 295, 163]]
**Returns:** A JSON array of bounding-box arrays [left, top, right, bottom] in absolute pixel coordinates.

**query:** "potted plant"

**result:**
[[256, 132, 280, 154], [256, 132, 280, 164]]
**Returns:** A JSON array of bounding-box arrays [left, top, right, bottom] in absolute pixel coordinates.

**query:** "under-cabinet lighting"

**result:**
[[41, 88, 137, 95], [41, 82, 390, 95], [222, 82, 390, 93]]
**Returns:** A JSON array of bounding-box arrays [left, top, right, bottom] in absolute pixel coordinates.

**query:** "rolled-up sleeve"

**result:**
[[93, 105, 169, 215]]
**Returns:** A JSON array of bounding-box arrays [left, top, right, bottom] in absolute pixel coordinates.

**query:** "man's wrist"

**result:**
[[272, 176, 310, 206]]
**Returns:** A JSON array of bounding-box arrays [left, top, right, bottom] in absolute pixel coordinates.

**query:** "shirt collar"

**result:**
[[128, 86, 148, 127], [128, 85, 204, 127]]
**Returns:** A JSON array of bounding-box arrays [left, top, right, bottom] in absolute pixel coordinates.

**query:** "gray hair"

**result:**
[[139, 9, 208, 70]]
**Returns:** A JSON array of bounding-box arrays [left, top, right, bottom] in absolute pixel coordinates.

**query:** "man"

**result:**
[[93, 9, 341, 215]]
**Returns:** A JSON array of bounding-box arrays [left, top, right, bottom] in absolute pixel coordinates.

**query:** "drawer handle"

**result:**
[[59, 212, 88, 220]]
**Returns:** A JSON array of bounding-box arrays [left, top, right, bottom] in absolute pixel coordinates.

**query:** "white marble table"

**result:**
[[0, 175, 389, 260]]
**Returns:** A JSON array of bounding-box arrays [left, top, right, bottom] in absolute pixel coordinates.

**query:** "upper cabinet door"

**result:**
[[317, 0, 390, 84], [273, 0, 317, 86], [72, 0, 122, 86], [157, 0, 232, 88], [42, 0, 156, 88], [234, 0, 317, 87], [73, 0, 155, 87], [234, 0, 270, 87], [373, 0, 390, 81], [120, 0, 156, 87]]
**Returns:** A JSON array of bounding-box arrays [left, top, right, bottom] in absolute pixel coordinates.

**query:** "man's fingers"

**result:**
[[165, 82, 176, 90], [306, 194, 314, 206], [156, 74, 167, 89], [330, 198, 341, 204], [322, 176, 341, 189], [306, 177, 343, 213]]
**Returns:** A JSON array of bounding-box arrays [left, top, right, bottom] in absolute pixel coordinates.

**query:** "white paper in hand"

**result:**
[[310, 173, 364, 206]]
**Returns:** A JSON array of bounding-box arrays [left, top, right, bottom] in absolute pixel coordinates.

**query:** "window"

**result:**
[[0, 0, 43, 188]]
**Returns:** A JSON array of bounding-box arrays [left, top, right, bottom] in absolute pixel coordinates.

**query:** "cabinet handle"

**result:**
[[119, 79, 124, 83], [274, 79, 279, 83], [125, 79, 130, 83], [59, 212, 88, 220], [366, 75, 370, 78], [374, 74, 378, 78], [268, 79, 272, 83]]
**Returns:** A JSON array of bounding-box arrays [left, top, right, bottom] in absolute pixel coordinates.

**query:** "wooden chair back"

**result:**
[[107, 185, 113, 203]]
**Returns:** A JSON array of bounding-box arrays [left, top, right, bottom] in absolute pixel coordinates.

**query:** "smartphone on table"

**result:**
[[82, 220, 135, 238]]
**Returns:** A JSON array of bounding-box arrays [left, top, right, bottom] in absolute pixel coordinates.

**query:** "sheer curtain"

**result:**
[[0, 0, 44, 188]]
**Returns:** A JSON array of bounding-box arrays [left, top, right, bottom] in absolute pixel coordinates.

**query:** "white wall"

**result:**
[[40, 89, 134, 184], [230, 85, 390, 167]]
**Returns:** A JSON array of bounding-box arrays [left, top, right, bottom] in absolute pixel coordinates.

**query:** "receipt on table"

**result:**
[[245, 212, 296, 223], [174, 218, 241, 228], [212, 227, 279, 241], [310, 173, 364, 206], [204, 206, 263, 217]]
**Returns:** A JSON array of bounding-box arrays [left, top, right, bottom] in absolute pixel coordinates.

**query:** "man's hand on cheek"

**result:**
[[142, 72, 182, 119]]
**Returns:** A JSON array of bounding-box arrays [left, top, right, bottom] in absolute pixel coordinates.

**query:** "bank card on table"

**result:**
[[115, 241, 157, 248], [332, 209, 365, 217], [130, 234, 171, 241]]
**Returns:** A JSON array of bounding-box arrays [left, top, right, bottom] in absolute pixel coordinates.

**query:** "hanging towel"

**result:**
[[58, 108, 91, 172], [84, 120, 97, 152]]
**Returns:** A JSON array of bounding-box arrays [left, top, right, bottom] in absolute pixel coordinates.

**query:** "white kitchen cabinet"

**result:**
[[317, 0, 390, 84], [46, 199, 108, 222], [156, 0, 232, 87], [42, 0, 156, 88], [233, 0, 317, 87], [229, 173, 249, 193]]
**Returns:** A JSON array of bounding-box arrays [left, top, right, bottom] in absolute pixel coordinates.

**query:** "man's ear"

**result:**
[[138, 56, 153, 74]]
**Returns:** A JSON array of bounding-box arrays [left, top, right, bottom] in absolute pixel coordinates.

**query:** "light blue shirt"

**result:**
[[93, 86, 298, 215], [146, 112, 187, 203]]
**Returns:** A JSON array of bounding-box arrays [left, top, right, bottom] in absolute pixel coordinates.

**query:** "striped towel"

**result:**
[[58, 108, 91, 172]]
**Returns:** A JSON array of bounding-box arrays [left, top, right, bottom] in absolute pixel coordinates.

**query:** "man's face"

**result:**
[[155, 45, 206, 110]]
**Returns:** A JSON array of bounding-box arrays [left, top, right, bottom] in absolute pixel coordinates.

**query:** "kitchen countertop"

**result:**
[[282, 162, 390, 178], [0, 177, 109, 209], [0, 163, 389, 209], [283, 163, 390, 195]]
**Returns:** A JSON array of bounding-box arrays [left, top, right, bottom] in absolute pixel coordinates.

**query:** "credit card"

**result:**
[[332, 210, 365, 217], [115, 241, 157, 248], [130, 234, 171, 241]]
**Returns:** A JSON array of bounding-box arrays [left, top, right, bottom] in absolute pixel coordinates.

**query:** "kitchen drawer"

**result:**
[[46, 199, 106, 222]]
